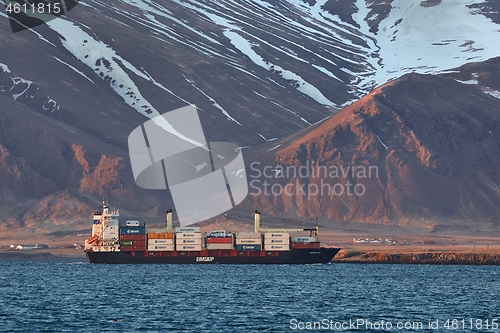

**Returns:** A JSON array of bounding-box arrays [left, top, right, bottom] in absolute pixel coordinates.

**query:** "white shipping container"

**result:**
[[175, 226, 201, 233], [264, 232, 289, 239], [175, 238, 202, 245], [235, 238, 262, 245], [264, 238, 290, 245], [206, 244, 233, 250], [148, 239, 174, 245], [175, 232, 202, 239], [126, 220, 140, 226], [236, 232, 262, 239], [148, 244, 175, 251], [291, 237, 317, 243], [176, 244, 202, 251], [264, 244, 290, 251]]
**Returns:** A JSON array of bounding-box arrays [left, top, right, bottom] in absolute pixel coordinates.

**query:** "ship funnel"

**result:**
[[254, 210, 261, 233], [166, 209, 173, 233]]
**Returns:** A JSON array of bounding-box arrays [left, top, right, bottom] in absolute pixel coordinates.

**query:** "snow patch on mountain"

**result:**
[[0, 65, 33, 100], [372, 0, 500, 85], [45, 19, 205, 147], [54, 57, 95, 83], [0, 63, 11, 74], [183, 74, 242, 125], [311, 64, 342, 82], [224, 30, 334, 106], [12, 78, 33, 100], [485, 90, 500, 99], [258, 134, 277, 142], [253, 91, 267, 99]]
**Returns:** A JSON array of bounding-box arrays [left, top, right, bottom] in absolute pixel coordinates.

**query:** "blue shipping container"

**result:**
[[235, 244, 261, 251], [120, 227, 146, 235]]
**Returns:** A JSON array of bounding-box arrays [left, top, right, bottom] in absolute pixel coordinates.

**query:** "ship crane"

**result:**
[[253, 211, 319, 239]]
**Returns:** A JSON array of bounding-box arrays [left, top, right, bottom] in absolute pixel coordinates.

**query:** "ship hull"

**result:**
[[86, 247, 340, 264]]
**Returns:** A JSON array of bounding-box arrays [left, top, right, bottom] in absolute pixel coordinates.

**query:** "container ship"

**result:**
[[84, 204, 340, 264]]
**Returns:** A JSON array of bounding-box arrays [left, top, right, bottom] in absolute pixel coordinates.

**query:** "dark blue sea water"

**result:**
[[1, 262, 499, 332]]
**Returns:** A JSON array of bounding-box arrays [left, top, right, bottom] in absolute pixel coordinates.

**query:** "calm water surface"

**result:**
[[0, 262, 499, 332]]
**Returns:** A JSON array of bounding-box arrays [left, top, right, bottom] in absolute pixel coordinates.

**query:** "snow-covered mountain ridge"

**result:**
[[1, 0, 500, 147], [1, 0, 500, 230]]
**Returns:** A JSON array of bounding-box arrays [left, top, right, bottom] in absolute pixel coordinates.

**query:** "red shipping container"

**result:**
[[291, 242, 320, 249], [206, 237, 232, 244], [120, 245, 146, 252], [120, 234, 147, 241]]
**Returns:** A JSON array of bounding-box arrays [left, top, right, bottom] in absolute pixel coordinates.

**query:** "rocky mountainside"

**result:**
[[1, 0, 500, 232], [244, 70, 500, 233]]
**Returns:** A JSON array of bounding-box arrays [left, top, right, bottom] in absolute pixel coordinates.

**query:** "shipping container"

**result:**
[[235, 244, 261, 251], [148, 238, 174, 245], [206, 244, 233, 250], [175, 226, 201, 233], [206, 230, 232, 237], [147, 244, 175, 251], [264, 244, 290, 251], [206, 237, 233, 244], [175, 232, 202, 239], [147, 232, 174, 239], [291, 242, 320, 249], [263, 232, 289, 239], [291, 237, 317, 243], [235, 238, 261, 245], [120, 227, 146, 235], [120, 234, 147, 241], [264, 238, 290, 245], [126, 220, 140, 226], [236, 232, 262, 239], [121, 240, 146, 246], [175, 238, 202, 245], [120, 245, 146, 252], [176, 244, 202, 251]]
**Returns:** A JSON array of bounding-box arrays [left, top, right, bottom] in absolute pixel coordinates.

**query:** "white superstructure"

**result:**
[[85, 202, 120, 252]]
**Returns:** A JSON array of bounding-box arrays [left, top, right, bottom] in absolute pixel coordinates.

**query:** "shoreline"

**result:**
[[0, 248, 86, 262], [2, 232, 500, 264], [331, 248, 500, 265]]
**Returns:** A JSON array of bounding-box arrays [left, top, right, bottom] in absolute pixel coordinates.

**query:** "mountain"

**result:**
[[1, 0, 500, 232], [244, 70, 500, 233]]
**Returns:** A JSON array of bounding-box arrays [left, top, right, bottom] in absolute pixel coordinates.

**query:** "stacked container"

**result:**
[[147, 232, 174, 251], [175, 229, 202, 251], [235, 232, 262, 251], [206, 230, 234, 250], [120, 224, 146, 251], [291, 236, 320, 249], [175, 226, 201, 233], [264, 232, 290, 251], [291, 237, 316, 243]]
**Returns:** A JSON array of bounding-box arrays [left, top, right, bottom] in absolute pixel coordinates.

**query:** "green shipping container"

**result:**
[[120, 240, 133, 246]]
